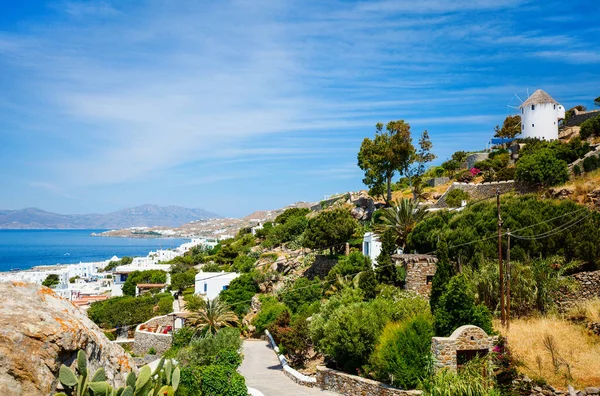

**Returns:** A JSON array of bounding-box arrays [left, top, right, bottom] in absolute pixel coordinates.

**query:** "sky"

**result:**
[[0, 0, 599, 218]]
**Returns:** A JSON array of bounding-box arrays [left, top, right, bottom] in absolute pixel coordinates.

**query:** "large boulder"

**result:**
[[0, 282, 136, 395]]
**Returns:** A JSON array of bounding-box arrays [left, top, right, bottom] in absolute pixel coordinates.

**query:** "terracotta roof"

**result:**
[[520, 89, 559, 108], [136, 283, 166, 288]]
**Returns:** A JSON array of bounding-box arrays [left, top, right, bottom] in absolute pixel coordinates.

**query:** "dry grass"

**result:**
[[565, 298, 600, 323], [496, 317, 600, 389]]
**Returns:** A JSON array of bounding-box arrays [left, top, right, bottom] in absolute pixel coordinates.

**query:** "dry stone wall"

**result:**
[[555, 270, 600, 311], [316, 366, 422, 396], [392, 254, 437, 297], [133, 314, 176, 355], [431, 325, 498, 372], [433, 180, 536, 209]]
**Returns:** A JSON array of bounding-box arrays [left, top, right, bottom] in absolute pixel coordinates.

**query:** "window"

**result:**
[[532, 105, 535, 110], [521, 108, 524, 114], [222, 285, 229, 290], [364, 242, 370, 256], [532, 124, 535, 127], [522, 124, 524, 130], [203, 283, 207, 292], [554, 104, 556, 109], [426, 275, 434, 285]]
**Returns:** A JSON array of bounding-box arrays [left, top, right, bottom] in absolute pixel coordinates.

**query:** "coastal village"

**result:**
[[2, 89, 600, 396]]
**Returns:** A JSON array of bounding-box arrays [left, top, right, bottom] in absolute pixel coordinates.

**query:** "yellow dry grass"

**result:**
[[496, 317, 600, 389], [566, 298, 600, 323]]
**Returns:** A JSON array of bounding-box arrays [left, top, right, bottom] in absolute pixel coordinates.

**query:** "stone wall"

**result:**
[[555, 270, 600, 311], [426, 177, 450, 187], [513, 376, 600, 396], [568, 146, 600, 174], [433, 180, 529, 209], [431, 325, 498, 372], [133, 314, 176, 355], [391, 254, 437, 298], [466, 153, 490, 169], [316, 366, 422, 396], [563, 110, 600, 127]]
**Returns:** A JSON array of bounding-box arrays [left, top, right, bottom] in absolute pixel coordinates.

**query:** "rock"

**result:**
[[247, 325, 256, 333], [433, 192, 443, 200], [585, 387, 600, 395], [349, 191, 375, 221], [0, 282, 136, 395]]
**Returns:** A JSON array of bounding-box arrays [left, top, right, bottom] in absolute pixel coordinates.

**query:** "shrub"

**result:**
[[269, 315, 313, 366], [573, 164, 582, 176], [583, 155, 599, 173], [445, 189, 470, 208], [177, 328, 242, 369], [87, 294, 166, 328], [580, 115, 600, 139], [495, 166, 515, 181], [232, 255, 255, 273], [170, 270, 196, 292], [303, 208, 359, 254], [184, 294, 206, 311], [421, 358, 499, 396], [252, 297, 289, 334], [274, 208, 310, 225], [158, 295, 174, 314], [370, 314, 434, 389], [434, 274, 493, 337], [327, 252, 371, 282], [456, 170, 474, 183], [219, 273, 258, 317], [281, 277, 323, 314], [42, 274, 60, 288], [515, 148, 569, 186], [122, 270, 167, 296], [200, 365, 247, 396]]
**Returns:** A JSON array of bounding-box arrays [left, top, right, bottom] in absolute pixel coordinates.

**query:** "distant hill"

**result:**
[[0, 205, 221, 229]]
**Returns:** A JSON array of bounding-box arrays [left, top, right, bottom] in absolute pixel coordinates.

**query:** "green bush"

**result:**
[[516, 148, 569, 186], [42, 274, 60, 288], [183, 294, 206, 311], [573, 164, 582, 176], [327, 252, 371, 282], [158, 295, 174, 314], [219, 273, 258, 317], [583, 155, 599, 173], [495, 166, 515, 181], [199, 365, 247, 396], [269, 314, 312, 366], [421, 358, 500, 396], [87, 294, 165, 328], [177, 328, 242, 369], [232, 255, 255, 273], [445, 189, 470, 208], [122, 270, 167, 296], [252, 297, 289, 334], [455, 170, 474, 183], [281, 277, 322, 314], [170, 270, 196, 292], [433, 275, 493, 337], [103, 331, 116, 341], [370, 314, 434, 389], [274, 208, 310, 225], [302, 208, 358, 253], [580, 115, 600, 139]]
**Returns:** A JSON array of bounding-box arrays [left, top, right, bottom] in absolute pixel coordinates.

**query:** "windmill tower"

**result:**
[[518, 89, 565, 141]]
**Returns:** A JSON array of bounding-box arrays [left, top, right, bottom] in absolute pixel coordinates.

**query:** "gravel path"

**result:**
[[239, 339, 339, 396]]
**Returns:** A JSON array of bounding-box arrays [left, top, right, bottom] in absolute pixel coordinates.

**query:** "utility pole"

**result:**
[[506, 228, 511, 330], [497, 189, 505, 327]]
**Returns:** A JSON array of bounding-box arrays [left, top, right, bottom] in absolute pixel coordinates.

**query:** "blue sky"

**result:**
[[1, 0, 599, 217]]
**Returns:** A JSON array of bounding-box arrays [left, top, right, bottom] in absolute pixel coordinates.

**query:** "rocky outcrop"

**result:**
[[348, 191, 376, 221], [0, 282, 136, 395]]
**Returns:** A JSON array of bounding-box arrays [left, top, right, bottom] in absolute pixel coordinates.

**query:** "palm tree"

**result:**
[[185, 297, 239, 335], [373, 197, 426, 250]]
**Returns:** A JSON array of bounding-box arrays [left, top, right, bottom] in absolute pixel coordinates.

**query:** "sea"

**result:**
[[0, 229, 189, 273]]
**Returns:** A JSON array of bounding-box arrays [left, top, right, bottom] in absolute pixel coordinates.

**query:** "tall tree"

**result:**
[[358, 120, 415, 203], [302, 208, 358, 254], [494, 115, 521, 138], [375, 229, 402, 285], [594, 96, 600, 108], [409, 130, 436, 200], [374, 198, 426, 251], [429, 237, 453, 313]]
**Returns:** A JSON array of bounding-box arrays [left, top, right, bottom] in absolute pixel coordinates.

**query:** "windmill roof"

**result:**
[[520, 89, 559, 108]]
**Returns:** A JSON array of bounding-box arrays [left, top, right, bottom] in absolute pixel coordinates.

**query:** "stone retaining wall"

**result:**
[[433, 181, 518, 208], [569, 146, 600, 175], [513, 376, 600, 396], [316, 366, 422, 396], [555, 270, 600, 311], [563, 110, 600, 127], [133, 314, 176, 355]]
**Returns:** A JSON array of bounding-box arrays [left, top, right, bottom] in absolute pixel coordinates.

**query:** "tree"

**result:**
[[375, 229, 403, 285], [282, 277, 323, 314], [515, 148, 569, 187], [409, 130, 436, 200], [445, 189, 470, 208], [429, 237, 453, 313], [494, 115, 522, 138], [219, 273, 258, 317], [358, 120, 415, 203], [358, 269, 378, 300], [171, 270, 196, 292], [595, 96, 600, 108], [122, 270, 167, 296], [42, 274, 60, 288], [374, 198, 426, 250], [186, 297, 239, 335], [433, 274, 493, 337], [302, 208, 358, 254]]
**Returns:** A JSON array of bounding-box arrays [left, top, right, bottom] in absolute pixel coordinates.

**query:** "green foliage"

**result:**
[[495, 166, 515, 181], [516, 148, 569, 186], [177, 328, 242, 370], [374, 197, 426, 250], [262, 215, 309, 248], [183, 294, 206, 311], [42, 274, 60, 288], [579, 114, 600, 139], [429, 238, 453, 313], [518, 137, 591, 164], [171, 270, 197, 292], [231, 254, 255, 273], [252, 297, 289, 334], [358, 269, 378, 300], [407, 195, 600, 270], [274, 208, 310, 225], [158, 295, 174, 314], [433, 275, 493, 337], [101, 256, 132, 272], [370, 314, 434, 389], [327, 252, 371, 282], [311, 289, 429, 373], [201, 263, 221, 272], [219, 273, 258, 317], [122, 270, 167, 296], [282, 277, 323, 314], [87, 293, 173, 328], [420, 359, 499, 396], [55, 351, 180, 396], [302, 208, 358, 253], [69, 276, 80, 283], [583, 155, 600, 173], [199, 364, 247, 396], [254, 221, 273, 239], [374, 229, 404, 285], [358, 120, 416, 202], [445, 189, 469, 208], [494, 115, 521, 138], [269, 314, 313, 366]]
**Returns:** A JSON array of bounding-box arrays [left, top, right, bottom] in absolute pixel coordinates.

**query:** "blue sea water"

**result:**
[[0, 229, 189, 272]]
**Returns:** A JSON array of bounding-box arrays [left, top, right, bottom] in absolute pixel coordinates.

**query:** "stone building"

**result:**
[[391, 254, 438, 297], [431, 325, 498, 372]]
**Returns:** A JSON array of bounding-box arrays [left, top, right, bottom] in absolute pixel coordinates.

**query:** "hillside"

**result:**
[[0, 204, 221, 229]]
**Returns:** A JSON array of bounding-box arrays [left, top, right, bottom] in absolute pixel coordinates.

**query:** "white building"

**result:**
[[194, 271, 240, 300], [362, 232, 403, 266], [519, 89, 565, 141]]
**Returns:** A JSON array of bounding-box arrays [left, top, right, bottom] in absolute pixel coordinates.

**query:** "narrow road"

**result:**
[[239, 340, 338, 396]]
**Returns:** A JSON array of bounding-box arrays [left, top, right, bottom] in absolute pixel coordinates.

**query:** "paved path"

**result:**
[[239, 340, 339, 396]]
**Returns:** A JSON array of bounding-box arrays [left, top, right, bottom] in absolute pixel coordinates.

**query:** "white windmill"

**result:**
[[508, 89, 565, 141]]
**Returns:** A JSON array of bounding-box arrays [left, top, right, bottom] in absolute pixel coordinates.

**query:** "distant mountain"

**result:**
[[0, 205, 221, 229]]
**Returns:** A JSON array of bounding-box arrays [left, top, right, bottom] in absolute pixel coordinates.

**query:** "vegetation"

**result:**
[[281, 276, 322, 315], [122, 270, 167, 296], [186, 297, 239, 335], [579, 114, 600, 139], [494, 115, 521, 138], [42, 274, 60, 288], [445, 189, 469, 208], [87, 293, 173, 328], [219, 273, 258, 317], [252, 296, 289, 334], [358, 120, 415, 202], [302, 208, 358, 253], [55, 350, 180, 396], [421, 358, 499, 396], [374, 229, 404, 286], [171, 270, 197, 292], [515, 148, 569, 186], [373, 197, 425, 250]]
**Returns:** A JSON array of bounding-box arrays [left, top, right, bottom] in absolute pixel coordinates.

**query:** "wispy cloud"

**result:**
[[29, 181, 77, 199]]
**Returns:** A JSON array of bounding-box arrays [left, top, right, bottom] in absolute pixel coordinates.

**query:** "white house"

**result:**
[[362, 232, 404, 266], [520, 89, 565, 141], [194, 271, 240, 300]]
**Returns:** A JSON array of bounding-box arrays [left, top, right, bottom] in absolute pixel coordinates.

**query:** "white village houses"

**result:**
[[195, 271, 240, 300], [519, 89, 565, 141]]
